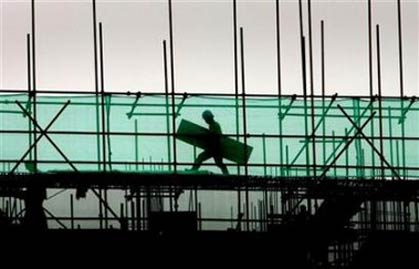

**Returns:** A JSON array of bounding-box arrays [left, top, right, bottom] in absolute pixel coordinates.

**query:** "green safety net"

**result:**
[[0, 93, 417, 179]]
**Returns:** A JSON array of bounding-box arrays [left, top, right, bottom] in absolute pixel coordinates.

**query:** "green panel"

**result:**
[[177, 119, 253, 164]]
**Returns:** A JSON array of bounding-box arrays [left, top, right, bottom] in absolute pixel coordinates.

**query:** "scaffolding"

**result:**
[[0, 0, 418, 267], [0, 92, 417, 179]]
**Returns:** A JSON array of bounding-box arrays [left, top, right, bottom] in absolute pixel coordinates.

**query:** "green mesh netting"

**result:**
[[0, 94, 417, 179]]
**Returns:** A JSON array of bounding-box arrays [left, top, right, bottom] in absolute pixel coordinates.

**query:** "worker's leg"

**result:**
[[214, 156, 229, 175], [192, 151, 212, 170]]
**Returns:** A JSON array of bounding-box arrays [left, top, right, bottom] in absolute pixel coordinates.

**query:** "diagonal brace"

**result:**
[[338, 105, 402, 180], [15, 101, 123, 225], [289, 94, 337, 166], [398, 96, 416, 124], [126, 91, 142, 119], [10, 100, 71, 174], [323, 98, 376, 166], [278, 94, 297, 121], [319, 110, 376, 180], [16, 100, 78, 172], [174, 92, 188, 118]]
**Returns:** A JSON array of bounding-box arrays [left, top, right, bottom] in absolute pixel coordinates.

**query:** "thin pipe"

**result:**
[[376, 25, 385, 179], [163, 41, 172, 170], [388, 107, 394, 179], [27, 34, 33, 161], [301, 36, 310, 177], [240, 27, 249, 231], [92, 0, 101, 171], [99, 23, 107, 172], [368, 0, 376, 178], [276, 0, 284, 176], [321, 21, 326, 168], [31, 0, 37, 173], [134, 120, 139, 170], [308, 0, 317, 178], [397, 0, 404, 97], [397, 0, 406, 180], [168, 0, 177, 173], [0, 88, 414, 99]]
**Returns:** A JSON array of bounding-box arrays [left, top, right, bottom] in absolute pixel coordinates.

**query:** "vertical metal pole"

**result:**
[[163, 41, 172, 171], [92, 0, 101, 171], [136, 191, 141, 230], [169, 185, 173, 212], [332, 131, 337, 177], [104, 189, 108, 228], [232, 0, 241, 229], [130, 199, 135, 231], [376, 24, 387, 230], [31, 0, 37, 172], [99, 23, 107, 172], [298, 1, 310, 178], [134, 120, 139, 171], [120, 203, 124, 230], [26, 34, 33, 162], [275, 0, 284, 176], [125, 189, 129, 224], [263, 190, 268, 231], [360, 150, 366, 177], [285, 145, 289, 177], [396, 140, 400, 179], [376, 25, 385, 179], [98, 23, 108, 229], [354, 99, 361, 178], [388, 107, 394, 179], [262, 134, 267, 176], [397, 0, 404, 98], [400, 106, 406, 179], [415, 200, 419, 232], [345, 128, 349, 177], [105, 96, 112, 171], [321, 21, 326, 170], [233, 0, 240, 164], [198, 202, 202, 231], [240, 28, 249, 231], [168, 0, 177, 173], [70, 194, 74, 229], [298, 0, 304, 41], [397, 0, 406, 179], [367, 0, 376, 178], [301, 37, 310, 178], [142, 198, 146, 230], [307, 0, 317, 179], [99, 188, 103, 229], [194, 187, 198, 213], [368, 0, 373, 97]]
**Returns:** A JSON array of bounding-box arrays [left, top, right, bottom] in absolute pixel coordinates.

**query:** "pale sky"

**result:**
[[0, 0, 418, 96]]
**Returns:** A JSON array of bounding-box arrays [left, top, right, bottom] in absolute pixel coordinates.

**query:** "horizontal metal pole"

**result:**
[[0, 129, 417, 141], [1, 159, 418, 171], [0, 88, 416, 99]]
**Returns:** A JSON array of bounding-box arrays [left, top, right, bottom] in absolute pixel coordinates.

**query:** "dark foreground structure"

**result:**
[[1, 172, 419, 268]]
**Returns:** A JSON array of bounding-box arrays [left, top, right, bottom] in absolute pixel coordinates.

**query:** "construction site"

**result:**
[[0, 0, 418, 267]]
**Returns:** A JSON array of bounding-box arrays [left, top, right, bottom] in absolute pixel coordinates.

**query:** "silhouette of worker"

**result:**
[[22, 161, 48, 230], [191, 110, 229, 175]]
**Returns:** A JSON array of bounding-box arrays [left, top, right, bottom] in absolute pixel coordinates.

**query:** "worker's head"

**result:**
[[202, 110, 214, 124]]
